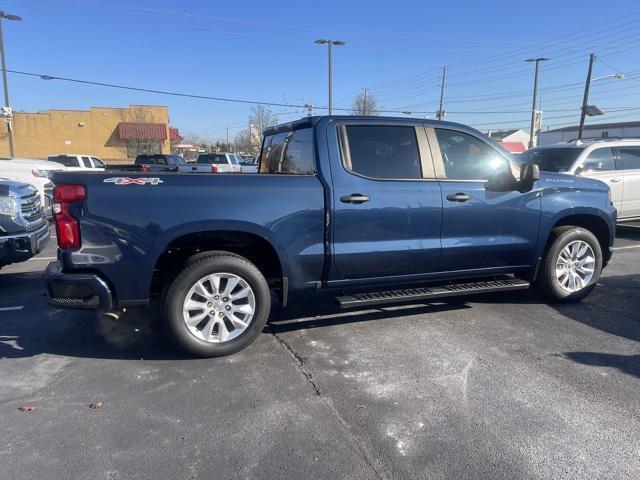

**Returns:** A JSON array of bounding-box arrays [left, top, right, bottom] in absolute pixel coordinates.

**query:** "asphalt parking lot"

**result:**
[[1, 225, 639, 480]]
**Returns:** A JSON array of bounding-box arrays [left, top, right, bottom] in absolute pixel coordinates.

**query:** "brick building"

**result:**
[[0, 104, 181, 162]]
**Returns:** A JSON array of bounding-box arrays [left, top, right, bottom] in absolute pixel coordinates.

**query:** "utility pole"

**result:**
[[437, 66, 447, 121], [305, 103, 313, 116], [578, 53, 596, 142], [226, 126, 229, 150], [0, 11, 22, 158], [525, 57, 549, 148], [314, 39, 346, 115]]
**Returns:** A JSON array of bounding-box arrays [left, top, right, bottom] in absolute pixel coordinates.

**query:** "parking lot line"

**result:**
[[612, 245, 640, 251], [0, 306, 24, 312], [27, 256, 57, 261]]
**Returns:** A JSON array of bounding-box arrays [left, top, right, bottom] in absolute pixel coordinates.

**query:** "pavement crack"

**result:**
[[270, 331, 390, 480]]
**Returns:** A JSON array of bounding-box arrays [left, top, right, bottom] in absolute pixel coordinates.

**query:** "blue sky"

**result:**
[[4, 0, 640, 142]]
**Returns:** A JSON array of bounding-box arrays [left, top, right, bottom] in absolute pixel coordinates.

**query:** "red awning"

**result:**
[[118, 122, 168, 141], [169, 127, 182, 142], [499, 141, 527, 153]]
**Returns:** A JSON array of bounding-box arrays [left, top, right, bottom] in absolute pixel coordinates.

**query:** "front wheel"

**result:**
[[536, 226, 603, 302], [162, 253, 271, 357]]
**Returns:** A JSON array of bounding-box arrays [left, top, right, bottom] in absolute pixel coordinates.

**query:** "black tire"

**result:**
[[536, 226, 603, 303], [162, 253, 271, 357]]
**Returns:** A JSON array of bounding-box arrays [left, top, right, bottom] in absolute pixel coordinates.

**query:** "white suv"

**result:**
[[521, 138, 640, 222]]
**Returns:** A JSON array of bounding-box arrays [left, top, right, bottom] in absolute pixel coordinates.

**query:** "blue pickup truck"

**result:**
[[44, 116, 616, 356]]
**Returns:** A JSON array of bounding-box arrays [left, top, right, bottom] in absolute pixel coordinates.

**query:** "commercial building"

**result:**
[[486, 129, 530, 153], [0, 104, 181, 162], [538, 120, 640, 145]]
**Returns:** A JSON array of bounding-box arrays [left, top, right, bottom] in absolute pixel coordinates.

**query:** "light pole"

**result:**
[[314, 39, 346, 115], [0, 11, 21, 158], [525, 57, 549, 148]]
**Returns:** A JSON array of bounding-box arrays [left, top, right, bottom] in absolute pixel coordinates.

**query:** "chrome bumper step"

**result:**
[[335, 277, 530, 309]]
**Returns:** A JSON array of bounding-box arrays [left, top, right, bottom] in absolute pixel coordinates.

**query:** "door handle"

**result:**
[[609, 178, 622, 183], [446, 192, 471, 202], [340, 194, 370, 204]]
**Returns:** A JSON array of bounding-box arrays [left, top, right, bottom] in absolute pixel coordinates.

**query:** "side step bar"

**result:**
[[335, 277, 530, 309]]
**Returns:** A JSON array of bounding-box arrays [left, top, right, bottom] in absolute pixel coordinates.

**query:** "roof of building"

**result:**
[[498, 141, 527, 153], [546, 120, 640, 133], [488, 129, 521, 141]]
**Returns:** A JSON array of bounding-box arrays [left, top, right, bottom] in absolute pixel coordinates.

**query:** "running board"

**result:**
[[335, 277, 530, 309]]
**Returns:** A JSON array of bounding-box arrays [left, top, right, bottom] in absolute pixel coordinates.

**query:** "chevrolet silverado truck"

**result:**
[[44, 117, 616, 357], [1, 178, 50, 270]]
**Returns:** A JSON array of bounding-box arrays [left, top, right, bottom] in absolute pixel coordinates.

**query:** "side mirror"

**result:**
[[518, 163, 540, 192]]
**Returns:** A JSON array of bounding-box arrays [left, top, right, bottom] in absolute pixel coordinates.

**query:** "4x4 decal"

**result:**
[[103, 177, 164, 185]]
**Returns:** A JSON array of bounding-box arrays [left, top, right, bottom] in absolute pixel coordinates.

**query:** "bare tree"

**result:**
[[249, 105, 279, 133], [351, 90, 379, 116], [234, 129, 256, 155]]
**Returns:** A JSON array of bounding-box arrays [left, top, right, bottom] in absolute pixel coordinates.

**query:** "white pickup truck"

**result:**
[[193, 152, 242, 173], [47, 154, 106, 171], [0, 157, 64, 217]]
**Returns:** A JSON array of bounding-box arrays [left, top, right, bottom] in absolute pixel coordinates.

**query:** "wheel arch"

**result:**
[[150, 224, 288, 302]]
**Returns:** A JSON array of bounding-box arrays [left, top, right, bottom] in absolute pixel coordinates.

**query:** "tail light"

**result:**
[[53, 184, 85, 250], [211, 164, 219, 173], [140, 164, 150, 172]]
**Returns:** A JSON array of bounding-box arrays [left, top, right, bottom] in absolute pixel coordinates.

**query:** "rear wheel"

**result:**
[[536, 226, 602, 302], [162, 253, 270, 357]]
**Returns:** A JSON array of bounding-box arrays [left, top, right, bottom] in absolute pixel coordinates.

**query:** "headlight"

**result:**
[[0, 197, 18, 218], [32, 169, 49, 178]]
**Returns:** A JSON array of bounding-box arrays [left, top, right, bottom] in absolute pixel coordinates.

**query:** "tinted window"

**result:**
[[231, 155, 240, 165], [343, 125, 421, 179], [197, 154, 228, 165], [81, 156, 91, 168], [582, 147, 616, 172], [91, 157, 105, 168], [435, 129, 507, 180], [48, 156, 80, 167], [519, 147, 583, 172], [618, 147, 640, 170], [260, 128, 314, 174]]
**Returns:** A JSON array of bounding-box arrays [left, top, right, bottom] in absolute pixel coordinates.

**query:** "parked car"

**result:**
[[47, 154, 105, 171], [45, 116, 616, 357], [237, 154, 259, 173], [521, 138, 640, 222], [0, 157, 63, 217], [0, 178, 50, 270], [193, 152, 242, 173], [134, 154, 191, 172]]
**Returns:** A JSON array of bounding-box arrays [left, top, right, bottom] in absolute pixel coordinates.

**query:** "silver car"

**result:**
[[521, 138, 640, 222]]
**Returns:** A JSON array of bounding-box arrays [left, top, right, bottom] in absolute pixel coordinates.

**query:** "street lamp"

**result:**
[[0, 11, 21, 158], [578, 53, 625, 141], [525, 57, 549, 148], [314, 39, 346, 115]]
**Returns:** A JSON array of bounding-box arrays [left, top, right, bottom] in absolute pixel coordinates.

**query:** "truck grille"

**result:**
[[19, 191, 46, 227]]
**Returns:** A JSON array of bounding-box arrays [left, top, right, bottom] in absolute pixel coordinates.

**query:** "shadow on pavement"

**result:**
[[1, 268, 638, 360], [563, 352, 640, 379], [616, 223, 640, 242]]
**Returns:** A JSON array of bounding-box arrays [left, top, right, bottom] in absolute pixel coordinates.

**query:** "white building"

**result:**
[[538, 120, 640, 145]]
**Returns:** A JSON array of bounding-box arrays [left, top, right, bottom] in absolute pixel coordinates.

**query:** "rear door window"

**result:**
[[260, 128, 314, 174], [618, 147, 640, 170], [341, 125, 421, 179], [50, 156, 80, 167]]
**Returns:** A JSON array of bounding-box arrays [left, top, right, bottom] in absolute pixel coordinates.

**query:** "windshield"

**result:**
[[519, 147, 584, 172]]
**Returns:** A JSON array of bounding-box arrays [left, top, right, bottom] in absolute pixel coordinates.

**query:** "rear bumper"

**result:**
[[44, 261, 113, 310], [0, 223, 50, 266]]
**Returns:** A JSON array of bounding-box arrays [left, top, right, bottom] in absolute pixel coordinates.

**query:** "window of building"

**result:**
[[582, 147, 616, 171], [435, 128, 508, 180], [342, 125, 421, 179], [618, 147, 640, 170], [260, 128, 314, 174]]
